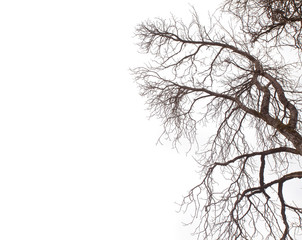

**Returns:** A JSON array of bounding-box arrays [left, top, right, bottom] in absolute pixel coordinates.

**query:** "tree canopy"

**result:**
[[132, 0, 302, 239]]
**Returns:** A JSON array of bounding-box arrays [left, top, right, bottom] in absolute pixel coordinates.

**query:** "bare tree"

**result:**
[[132, 1, 302, 239]]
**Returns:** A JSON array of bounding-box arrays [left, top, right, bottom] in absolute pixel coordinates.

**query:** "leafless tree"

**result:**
[[132, 1, 302, 239]]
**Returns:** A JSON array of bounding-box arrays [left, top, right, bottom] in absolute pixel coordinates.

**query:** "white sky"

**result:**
[[2, 0, 286, 240]]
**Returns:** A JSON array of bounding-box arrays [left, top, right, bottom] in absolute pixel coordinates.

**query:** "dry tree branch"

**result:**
[[133, 4, 302, 239]]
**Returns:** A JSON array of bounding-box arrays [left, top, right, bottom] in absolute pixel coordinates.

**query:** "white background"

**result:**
[[8, 0, 302, 240], [0, 1, 221, 239]]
